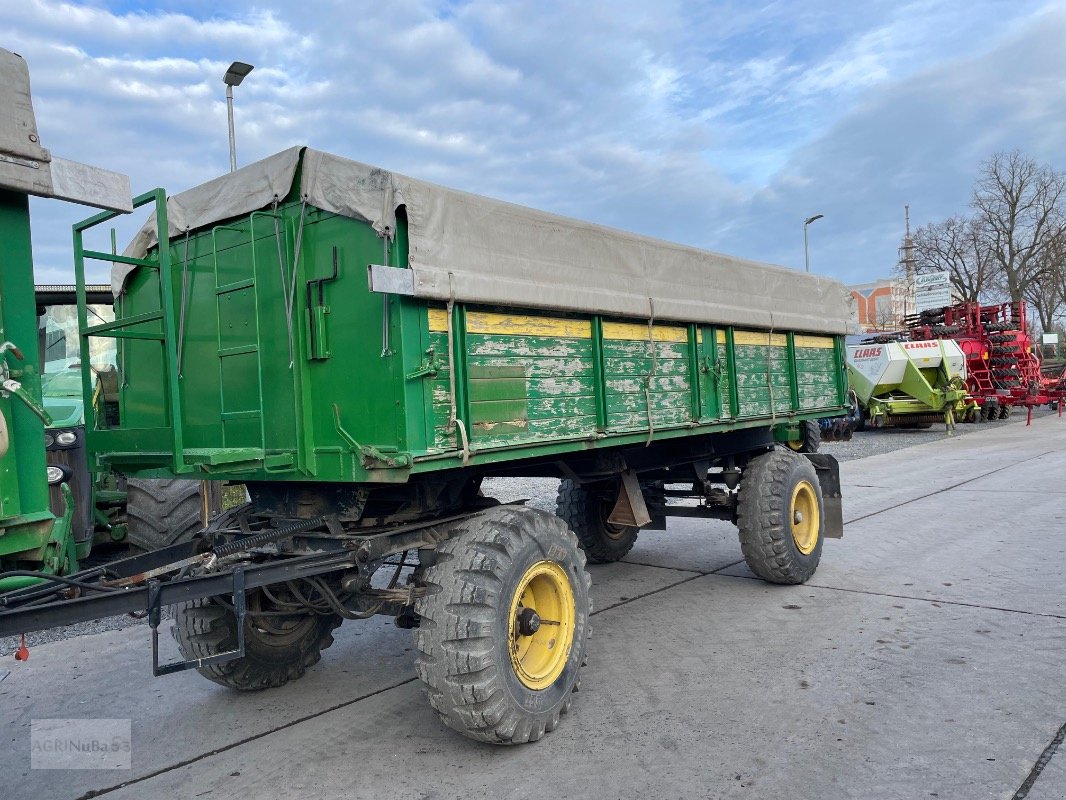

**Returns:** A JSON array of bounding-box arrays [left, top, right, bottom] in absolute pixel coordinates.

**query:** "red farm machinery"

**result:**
[[906, 300, 1064, 422]]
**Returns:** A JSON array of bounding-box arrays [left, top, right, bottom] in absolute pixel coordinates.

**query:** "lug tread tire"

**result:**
[[736, 450, 824, 585], [555, 479, 638, 563], [172, 597, 341, 691], [126, 478, 204, 551], [415, 505, 591, 745], [788, 419, 821, 453]]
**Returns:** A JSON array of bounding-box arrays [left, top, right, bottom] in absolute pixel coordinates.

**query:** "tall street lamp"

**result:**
[[223, 61, 254, 173], [803, 213, 824, 273]]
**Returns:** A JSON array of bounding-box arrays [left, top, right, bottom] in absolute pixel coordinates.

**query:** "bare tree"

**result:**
[[872, 295, 897, 331], [971, 151, 1066, 303], [1055, 245, 1066, 333], [907, 215, 995, 302], [1024, 226, 1066, 332]]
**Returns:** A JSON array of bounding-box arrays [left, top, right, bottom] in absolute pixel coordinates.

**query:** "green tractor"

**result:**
[[34, 285, 204, 567]]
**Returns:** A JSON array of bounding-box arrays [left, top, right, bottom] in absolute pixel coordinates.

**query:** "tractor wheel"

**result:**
[[556, 479, 638, 563], [786, 419, 820, 453], [737, 450, 824, 585], [415, 505, 591, 744], [854, 407, 867, 432], [1000, 404, 1012, 420], [172, 591, 342, 690], [126, 478, 204, 552]]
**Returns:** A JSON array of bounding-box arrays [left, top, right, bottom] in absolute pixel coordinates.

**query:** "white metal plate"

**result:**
[[49, 157, 132, 213], [367, 264, 415, 296]]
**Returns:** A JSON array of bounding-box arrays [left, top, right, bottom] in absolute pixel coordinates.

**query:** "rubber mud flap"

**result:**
[[804, 453, 843, 539]]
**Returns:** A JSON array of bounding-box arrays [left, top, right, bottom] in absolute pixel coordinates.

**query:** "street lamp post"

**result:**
[[803, 213, 824, 273], [223, 61, 254, 173]]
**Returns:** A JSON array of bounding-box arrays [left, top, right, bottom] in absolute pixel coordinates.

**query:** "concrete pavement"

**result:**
[[2, 415, 1064, 799]]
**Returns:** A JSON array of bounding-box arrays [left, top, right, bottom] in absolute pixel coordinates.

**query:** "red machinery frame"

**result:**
[[907, 301, 1063, 422]]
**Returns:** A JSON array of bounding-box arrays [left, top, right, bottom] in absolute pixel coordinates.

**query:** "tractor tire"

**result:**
[[556, 479, 638, 563], [854, 407, 867, 432], [1000, 404, 1012, 420], [172, 592, 342, 691], [415, 505, 591, 745], [786, 419, 820, 453], [737, 450, 824, 585], [126, 478, 204, 552]]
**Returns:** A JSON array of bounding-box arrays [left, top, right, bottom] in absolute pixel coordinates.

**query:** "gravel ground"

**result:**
[[821, 403, 1058, 462], [2, 404, 1058, 657]]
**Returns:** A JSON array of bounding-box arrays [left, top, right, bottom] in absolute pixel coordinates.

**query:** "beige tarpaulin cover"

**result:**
[[116, 147, 302, 291], [121, 147, 853, 334], [0, 48, 130, 213]]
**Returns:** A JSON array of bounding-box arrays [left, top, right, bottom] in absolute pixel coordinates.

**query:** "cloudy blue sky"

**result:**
[[6, 0, 1064, 286]]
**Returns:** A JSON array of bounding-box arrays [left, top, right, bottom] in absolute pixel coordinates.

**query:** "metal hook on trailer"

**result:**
[[380, 225, 394, 357], [271, 196, 308, 369], [766, 312, 777, 428], [176, 228, 191, 378], [305, 246, 340, 360], [445, 272, 471, 463], [644, 297, 657, 446]]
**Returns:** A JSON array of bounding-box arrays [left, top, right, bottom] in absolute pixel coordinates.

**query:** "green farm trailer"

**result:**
[[0, 145, 852, 744]]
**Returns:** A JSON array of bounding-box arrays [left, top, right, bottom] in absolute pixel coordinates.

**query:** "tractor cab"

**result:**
[[35, 285, 124, 552]]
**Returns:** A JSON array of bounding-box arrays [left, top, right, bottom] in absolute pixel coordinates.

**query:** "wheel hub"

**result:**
[[516, 606, 542, 635]]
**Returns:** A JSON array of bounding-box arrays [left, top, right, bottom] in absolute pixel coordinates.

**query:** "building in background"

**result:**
[[848, 279, 910, 332], [848, 207, 949, 333]]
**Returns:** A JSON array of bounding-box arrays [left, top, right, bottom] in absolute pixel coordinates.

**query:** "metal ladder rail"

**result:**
[[211, 223, 263, 454], [73, 188, 191, 473], [209, 210, 303, 473], [249, 209, 306, 473]]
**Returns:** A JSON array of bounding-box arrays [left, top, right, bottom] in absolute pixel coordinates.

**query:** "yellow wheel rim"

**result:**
[[508, 561, 576, 691], [790, 480, 820, 555], [786, 439, 804, 452]]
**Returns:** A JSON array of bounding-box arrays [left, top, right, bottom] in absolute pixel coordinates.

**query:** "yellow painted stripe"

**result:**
[[427, 308, 591, 338], [716, 330, 726, 345], [468, 311, 591, 338], [602, 321, 687, 342], [427, 308, 449, 332], [734, 330, 787, 347], [794, 334, 836, 350]]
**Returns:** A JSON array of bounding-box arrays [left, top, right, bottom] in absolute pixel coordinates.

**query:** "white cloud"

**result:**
[[717, 4, 1066, 282], [5, 0, 1064, 289]]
